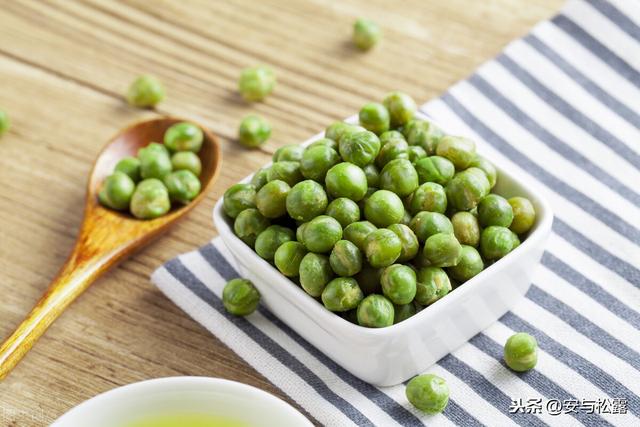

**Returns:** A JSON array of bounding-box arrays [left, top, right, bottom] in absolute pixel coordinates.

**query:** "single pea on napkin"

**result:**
[[152, 0, 640, 425]]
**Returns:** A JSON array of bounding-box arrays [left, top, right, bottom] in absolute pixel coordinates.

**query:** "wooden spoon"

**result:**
[[0, 117, 221, 380]]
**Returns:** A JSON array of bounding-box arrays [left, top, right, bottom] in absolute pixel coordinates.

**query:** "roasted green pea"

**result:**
[[139, 143, 172, 180], [164, 170, 201, 203], [233, 208, 270, 247], [164, 122, 204, 153], [322, 277, 364, 312], [115, 157, 141, 182], [447, 245, 483, 282], [400, 210, 413, 226], [357, 294, 394, 327], [126, 75, 165, 107], [325, 162, 368, 201], [353, 18, 381, 51], [381, 264, 417, 305], [223, 183, 257, 218], [362, 163, 380, 187], [129, 178, 171, 219], [273, 144, 305, 162], [504, 332, 538, 372], [308, 137, 338, 151], [509, 197, 536, 235], [99, 171, 135, 211], [299, 253, 334, 297], [469, 155, 497, 189], [409, 182, 447, 215], [379, 130, 405, 146], [238, 65, 276, 102], [404, 119, 443, 154], [256, 180, 290, 218], [339, 131, 381, 167], [406, 374, 449, 414], [222, 278, 260, 316], [255, 225, 294, 261], [300, 145, 341, 182], [414, 156, 455, 186], [415, 267, 451, 305], [359, 102, 390, 135], [355, 264, 383, 295], [274, 241, 308, 277], [330, 240, 363, 276], [326, 198, 360, 228], [383, 92, 417, 128], [423, 233, 462, 267], [251, 167, 270, 191], [451, 211, 480, 247], [238, 114, 271, 148], [303, 215, 342, 253], [409, 211, 453, 243], [379, 159, 419, 198], [267, 161, 303, 186], [387, 224, 419, 262], [394, 301, 419, 324], [364, 189, 405, 227], [171, 151, 201, 177], [285, 180, 328, 222], [408, 146, 427, 164], [478, 194, 514, 228], [436, 135, 476, 170], [445, 167, 490, 211], [480, 226, 516, 260], [376, 139, 409, 168], [343, 221, 377, 252], [365, 228, 402, 268], [325, 121, 350, 142]]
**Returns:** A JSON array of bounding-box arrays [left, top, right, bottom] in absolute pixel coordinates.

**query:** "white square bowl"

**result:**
[[213, 113, 553, 387]]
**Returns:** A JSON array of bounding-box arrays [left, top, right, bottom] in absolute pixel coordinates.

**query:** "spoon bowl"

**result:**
[[0, 117, 221, 380]]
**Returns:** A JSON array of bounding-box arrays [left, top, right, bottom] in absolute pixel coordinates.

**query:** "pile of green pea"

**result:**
[[98, 122, 203, 219], [222, 91, 536, 328]]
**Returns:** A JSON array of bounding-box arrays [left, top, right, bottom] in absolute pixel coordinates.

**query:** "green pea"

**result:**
[[284, 179, 328, 222], [336, 124, 368, 151], [446, 167, 490, 211], [171, 151, 201, 177], [303, 215, 342, 253], [387, 224, 419, 262], [325, 162, 368, 201], [324, 121, 351, 143], [126, 75, 165, 107], [322, 277, 364, 312], [365, 228, 402, 268], [254, 225, 294, 261], [436, 135, 476, 169], [129, 178, 171, 219], [469, 155, 497, 189], [223, 278, 260, 316], [339, 131, 381, 167], [504, 332, 538, 372], [233, 208, 270, 247], [164, 170, 201, 203], [379, 130, 406, 146], [274, 241, 308, 277], [238, 65, 276, 102], [330, 240, 363, 277], [451, 211, 480, 247], [273, 144, 305, 162], [326, 198, 361, 228], [363, 163, 380, 187], [267, 161, 303, 186], [393, 301, 419, 324], [223, 183, 257, 218], [353, 18, 381, 51], [99, 171, 136, 211], [381, 264, 417, 305], [404, 119, 443, 154], [364, 189, 405, 227], [415, 267, 451, 305], [409, 211, 453, 243], [256, 179, 290, 218], [480, 226, 516, 260], [139, 143, 172, 180], [447, 245, 483, 282], [251, 167, 270, 191], [299, 253, 334, 297], [408, 146, 427, 164], [114, 156, 141, 182], [296, 222, 308, 245], [343, 221, 377, 252], [423, 233, 462, 267], [376, 139, 409, 168], [308, 137, 338, 151], [359, 102, 390, 135], [379, 159, 419, 197], [409, 182, 447, 215], [164, 122, 204, 153], [382, 92, 417, 128], [406, 374, 449, 414], [357, 294, 394, 328], [414, 156, 455, 186], [509, 197, 536, 235], [238, 114, 271, 148], [478, 194, 514, 228], [0, 109, 10, 136], [300, 145, 341, 182]]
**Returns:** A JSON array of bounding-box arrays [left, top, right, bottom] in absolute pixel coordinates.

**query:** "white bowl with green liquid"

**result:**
[[51, 377, 312, 427]]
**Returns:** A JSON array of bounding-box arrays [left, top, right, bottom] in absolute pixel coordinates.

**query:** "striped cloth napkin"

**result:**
[[152, 0, 640, 425]]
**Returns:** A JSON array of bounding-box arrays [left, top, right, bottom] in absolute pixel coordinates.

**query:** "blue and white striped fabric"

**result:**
[[152, 0, 640, 425]]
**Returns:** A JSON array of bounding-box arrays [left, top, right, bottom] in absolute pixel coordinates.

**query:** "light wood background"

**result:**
[[0, 0, 562, 424]]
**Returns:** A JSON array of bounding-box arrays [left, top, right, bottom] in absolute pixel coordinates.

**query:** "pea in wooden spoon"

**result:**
[[0, 117, 221, 380]]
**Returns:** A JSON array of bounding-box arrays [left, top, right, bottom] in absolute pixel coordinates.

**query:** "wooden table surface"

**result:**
[[0, 0, 562, 424]]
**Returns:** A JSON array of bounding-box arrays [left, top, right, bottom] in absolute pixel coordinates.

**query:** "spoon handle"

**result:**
[[0, 244, 117, 380]]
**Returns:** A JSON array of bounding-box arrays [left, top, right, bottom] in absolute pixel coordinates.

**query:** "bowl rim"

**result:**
[[52, 376, 312, 426], [213, 112, 553, 338]]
